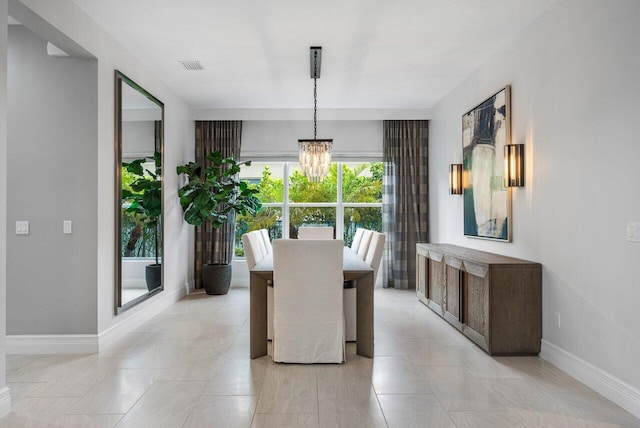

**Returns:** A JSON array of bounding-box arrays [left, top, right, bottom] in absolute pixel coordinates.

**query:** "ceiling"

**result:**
[[71, 0, 557, 110]]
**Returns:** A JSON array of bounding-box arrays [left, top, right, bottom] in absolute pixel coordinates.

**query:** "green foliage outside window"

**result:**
[[235, 162, 383, 255]]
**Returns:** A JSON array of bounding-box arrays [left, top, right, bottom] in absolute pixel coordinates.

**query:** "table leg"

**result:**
[[356, 271, 374, 358], [250, 272, 268, 359]]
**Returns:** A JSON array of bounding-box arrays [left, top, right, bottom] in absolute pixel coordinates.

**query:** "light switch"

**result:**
[[15, 221, 29, 235], [627, 221, 640, 243], [63, 220, 72, 234]]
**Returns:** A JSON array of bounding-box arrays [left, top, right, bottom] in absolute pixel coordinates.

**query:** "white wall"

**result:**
[[0, 0, 10, 416], [122, 121, 155, 159], [121, 260, 148, 290], [15, 0, 194, 336], [429, 0, 640, 413], [7, 25, 98, 335]]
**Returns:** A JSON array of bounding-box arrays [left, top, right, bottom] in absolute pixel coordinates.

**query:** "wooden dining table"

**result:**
[[249, 247, 375, 359]]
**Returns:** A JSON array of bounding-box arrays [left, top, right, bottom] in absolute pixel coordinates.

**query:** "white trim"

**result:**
[[5, 283, 189, 355], [0, 387, 10, 417], [98, 284, 187, 351], [540, 339, 640, 419], [7, 334, 98, 354]]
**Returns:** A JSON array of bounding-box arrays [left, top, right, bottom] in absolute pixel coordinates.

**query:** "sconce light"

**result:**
[[449, 164, 463, 194], [504, 144, 525, 187]]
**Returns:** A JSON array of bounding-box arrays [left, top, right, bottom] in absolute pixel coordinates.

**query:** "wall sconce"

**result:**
[[504, 144, 525, 187], [449, 164, 463, 194]]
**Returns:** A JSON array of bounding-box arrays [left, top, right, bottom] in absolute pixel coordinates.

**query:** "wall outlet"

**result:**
[[554, 312, 561, 328], [63, 220, 72, 234], [15, 221, 29, 235], [627, 221, 640, 242]]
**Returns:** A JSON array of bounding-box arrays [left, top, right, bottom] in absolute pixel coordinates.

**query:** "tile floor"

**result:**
[[2, 287, 639, 427]]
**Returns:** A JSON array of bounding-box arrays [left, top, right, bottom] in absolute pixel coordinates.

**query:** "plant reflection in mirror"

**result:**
[[121, 151, 162, 265]]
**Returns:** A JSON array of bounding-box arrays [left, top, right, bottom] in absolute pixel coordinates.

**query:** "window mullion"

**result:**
[[336, 162, 344, 241], [283, 162, 290, 239]]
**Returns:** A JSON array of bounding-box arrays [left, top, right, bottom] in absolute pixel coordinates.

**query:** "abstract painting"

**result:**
[[462, 86, 511, 241]]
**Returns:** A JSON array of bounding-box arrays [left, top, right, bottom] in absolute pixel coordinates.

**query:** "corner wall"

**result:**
[[429, 0, 640, 416], [14, 0, 194, 342], [7, 25, 98, 335]]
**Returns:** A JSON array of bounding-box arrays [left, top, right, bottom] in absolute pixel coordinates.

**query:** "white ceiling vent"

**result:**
[[179, 61, 204, 71]]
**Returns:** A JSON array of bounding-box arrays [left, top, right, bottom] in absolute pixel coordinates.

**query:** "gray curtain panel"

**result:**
[[193, 121, 242, 289], [382, 120, 429, 289]]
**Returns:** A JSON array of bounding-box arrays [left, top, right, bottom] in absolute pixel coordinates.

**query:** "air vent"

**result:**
[[179, 61, 204, 71]]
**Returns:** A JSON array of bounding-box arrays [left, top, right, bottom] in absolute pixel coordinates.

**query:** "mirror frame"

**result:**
[[114, 70, 165, 315]]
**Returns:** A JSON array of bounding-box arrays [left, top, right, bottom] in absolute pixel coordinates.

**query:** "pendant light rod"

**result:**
[[298, 46, 332, 182], [309, 46, 322, 78]]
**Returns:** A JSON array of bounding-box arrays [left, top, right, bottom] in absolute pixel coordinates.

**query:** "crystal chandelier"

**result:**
[[298, 46, 333, 182]]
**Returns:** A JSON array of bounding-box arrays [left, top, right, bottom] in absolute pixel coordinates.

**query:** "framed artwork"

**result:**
[[462, 86, 511, 241]]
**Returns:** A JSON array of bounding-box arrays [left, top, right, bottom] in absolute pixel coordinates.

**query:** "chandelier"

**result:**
[[298, 46, 333, 182]]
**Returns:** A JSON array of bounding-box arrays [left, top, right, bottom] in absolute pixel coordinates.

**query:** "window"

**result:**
[[235, 161, 382, 256]]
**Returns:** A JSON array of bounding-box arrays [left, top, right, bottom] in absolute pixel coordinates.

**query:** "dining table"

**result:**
[[249, 246, 375, 359]]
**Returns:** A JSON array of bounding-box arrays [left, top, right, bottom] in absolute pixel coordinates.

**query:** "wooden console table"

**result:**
[[416, 243, 542, 355]]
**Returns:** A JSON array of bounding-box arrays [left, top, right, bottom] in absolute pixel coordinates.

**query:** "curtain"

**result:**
[[193, 121, 242, 289], [382, 120, 429, 289]]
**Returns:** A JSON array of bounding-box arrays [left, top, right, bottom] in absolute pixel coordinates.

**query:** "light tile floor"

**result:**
[[2, 287, 639, 427]]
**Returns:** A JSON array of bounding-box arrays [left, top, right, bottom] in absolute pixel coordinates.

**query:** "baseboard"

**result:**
[[0, 387, 11, 417], [540, 339, 640, 419], [6, 283, 189, 355], [98, 284, 187, 351], [6, 334, 98, 354]]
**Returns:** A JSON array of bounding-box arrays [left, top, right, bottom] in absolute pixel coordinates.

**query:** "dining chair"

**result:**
[[365, 232, 386, 282], [345, 231, 385, 341], [241, 231, 263, 269], [350, 228, 365, 253], [259, 229, 272, 254], [272, 239, 345, 363], [242, 230, 274, 340], [298, 226, 334, 240], [356, 229, 374, 259]]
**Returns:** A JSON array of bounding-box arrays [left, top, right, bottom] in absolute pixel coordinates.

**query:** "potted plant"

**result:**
[[177, 150, 262, 295], [121, 151, 162, 291]]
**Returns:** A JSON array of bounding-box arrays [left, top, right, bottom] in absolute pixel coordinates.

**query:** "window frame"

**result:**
[[237, 160, 382, 256]]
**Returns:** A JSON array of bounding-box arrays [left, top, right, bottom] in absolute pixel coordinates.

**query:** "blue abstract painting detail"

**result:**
[[462, 86, 511, 241]]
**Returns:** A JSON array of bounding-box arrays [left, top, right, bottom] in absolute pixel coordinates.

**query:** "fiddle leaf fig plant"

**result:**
[[122, 151, 162, 265], [176, 150, 262, 229]]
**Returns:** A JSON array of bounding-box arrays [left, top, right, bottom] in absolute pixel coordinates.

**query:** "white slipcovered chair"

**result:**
[[298, 226, 334, 240], [356, 229, 374, 259], [350, 228, 365, 253], [241, 231, 265, 269], [365, 232, 386, 277], [242, 230, 274, 340], [272, 239, 345, 363], [259, 229, 272, 254], [345, 231, 385, 341], [254, 230, 269, 257]]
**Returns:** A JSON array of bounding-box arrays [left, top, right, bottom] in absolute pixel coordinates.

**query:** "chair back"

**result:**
[[365, 232, 386, 283], [273, 239, 345, 363], [259, 229, 272, 254], [350, 228, 365, 252], [241, 230, 266, 269], [298, 226, 334, 240], [356, 229, 374, 259]]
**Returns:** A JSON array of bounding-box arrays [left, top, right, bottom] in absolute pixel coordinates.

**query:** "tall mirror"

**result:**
[[115, 70, 164, 314]]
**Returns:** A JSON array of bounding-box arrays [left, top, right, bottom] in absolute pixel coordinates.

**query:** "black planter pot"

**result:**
[[202, 263, 232, 295], [145, 264, 162, 291]]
